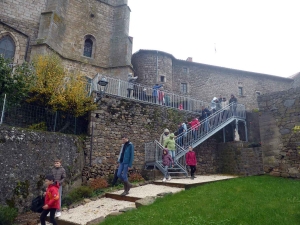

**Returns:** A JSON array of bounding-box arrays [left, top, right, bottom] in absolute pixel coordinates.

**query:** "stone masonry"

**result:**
[[0, 0, 133, 80], [82, 95, 200, 180], [258, 87, 300, 178], [132, 50, 293, 110], [0, 125, 85, 212], [216, 142, 264, 176]]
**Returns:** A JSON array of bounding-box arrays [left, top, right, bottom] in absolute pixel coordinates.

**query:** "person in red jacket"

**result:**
[[185, 146, 197, 179], [40, 174, 60, 225]]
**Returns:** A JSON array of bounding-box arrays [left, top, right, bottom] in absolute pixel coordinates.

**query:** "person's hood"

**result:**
[[164, 128, 169, 133], [49, 182, 60, 189], [213, 97, 217, 101], [169, 133, 175, 138], [163, 148, 169, 154]]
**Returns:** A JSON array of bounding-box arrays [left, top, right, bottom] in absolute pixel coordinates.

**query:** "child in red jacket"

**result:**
[[40, 174, 60, 225], [186, 146, 197, 179]]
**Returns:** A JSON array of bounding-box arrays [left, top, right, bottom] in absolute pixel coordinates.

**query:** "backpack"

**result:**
[[30, 195, 44, 213]]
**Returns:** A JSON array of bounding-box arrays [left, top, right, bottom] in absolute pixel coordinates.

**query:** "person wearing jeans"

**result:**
[[162, 148, 173, 182], [52, 159, 66, 218], [117, 135, 135, 196], [164, 133, 176, 162]]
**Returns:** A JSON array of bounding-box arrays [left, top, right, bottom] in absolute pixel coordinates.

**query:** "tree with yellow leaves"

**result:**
[[27, 54, 96, 116]]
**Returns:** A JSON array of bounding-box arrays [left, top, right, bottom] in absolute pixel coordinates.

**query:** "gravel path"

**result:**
[[57, 184, 183, 225], [154, 174, 237, 184], [58, 198, 135, 225], [43, 175, 236, 225], [112, 184, 184, 198]]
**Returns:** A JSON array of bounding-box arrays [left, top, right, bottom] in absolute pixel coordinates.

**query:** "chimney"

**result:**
[[186, 57, 193, 62]]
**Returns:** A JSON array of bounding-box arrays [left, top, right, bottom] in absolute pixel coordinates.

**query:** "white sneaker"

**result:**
[[55, 211, 61, 217], [162, 178, 166, 182], [167, 176, 171, 181]]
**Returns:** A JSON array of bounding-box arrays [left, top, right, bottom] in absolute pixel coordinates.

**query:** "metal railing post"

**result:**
[[53, 111, 58, 132], [0, 94, 7, 125]]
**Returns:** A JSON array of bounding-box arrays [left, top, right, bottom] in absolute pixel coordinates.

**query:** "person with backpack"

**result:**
[[40, 174, 60, 225]]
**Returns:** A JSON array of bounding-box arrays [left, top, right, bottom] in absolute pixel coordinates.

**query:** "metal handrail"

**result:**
[[88, 75, 210, 114], [145, 102, 246, 176]]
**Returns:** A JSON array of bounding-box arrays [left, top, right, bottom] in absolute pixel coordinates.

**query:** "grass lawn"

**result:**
[[101, 175, 300, 225]]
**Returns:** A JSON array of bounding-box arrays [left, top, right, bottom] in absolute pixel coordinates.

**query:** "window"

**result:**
[[83, 39, 93, 57], [0, 36, 15, 59], [181, 83, 188, 94], [85, 76, 92, 95], [182, 67, 188, 74], [160, 76, 165, 82], [238, 87, 243, 96]]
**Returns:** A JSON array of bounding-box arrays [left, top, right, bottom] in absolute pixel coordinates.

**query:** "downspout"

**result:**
[[156, 51, 158, 83], [24, 36, 30, 61]]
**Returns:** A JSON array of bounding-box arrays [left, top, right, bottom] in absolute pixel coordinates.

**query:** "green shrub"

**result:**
[[62, 195, 73, 207], [107, 173, 121, 186], [0, 205, 18, 225], [28, 122, 47, 131], [67, 186, 93, 203]]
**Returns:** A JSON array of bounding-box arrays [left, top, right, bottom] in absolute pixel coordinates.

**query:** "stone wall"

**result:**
[[132, 50, 293, 110], [1, 0, 132, 76], [30, 44, 132, 82], [0, 0, 46, 41], [0, 126, 84, 212], [195, 138, 218, 174], [258, 87, 300, 178], [216, 142, 264, 176], [82, 95, 199, 181]]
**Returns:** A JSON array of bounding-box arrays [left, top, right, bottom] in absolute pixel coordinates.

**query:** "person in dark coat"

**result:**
[[162, 148, 173, 182], [229, 94, 238, 116]]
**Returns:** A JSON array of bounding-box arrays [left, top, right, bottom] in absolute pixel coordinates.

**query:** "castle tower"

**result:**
[[0, 0, 133, 79]]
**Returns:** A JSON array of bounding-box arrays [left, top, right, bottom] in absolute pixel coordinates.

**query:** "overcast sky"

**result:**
[[128, 0, 300, 78]]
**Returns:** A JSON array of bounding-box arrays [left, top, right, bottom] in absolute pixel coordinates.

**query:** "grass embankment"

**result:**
[[101, 175, 300, 225]]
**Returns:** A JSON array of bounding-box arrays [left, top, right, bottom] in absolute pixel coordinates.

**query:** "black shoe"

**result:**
[[120, 191, 129, 196]]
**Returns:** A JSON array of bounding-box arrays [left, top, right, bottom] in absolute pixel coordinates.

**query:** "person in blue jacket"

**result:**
[[152, 84, 163, 103], [117, 135, 135, 196]]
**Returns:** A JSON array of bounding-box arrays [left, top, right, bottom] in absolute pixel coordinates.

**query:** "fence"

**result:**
[[89, 75, 210, 114], [0, 96, 88, 135]]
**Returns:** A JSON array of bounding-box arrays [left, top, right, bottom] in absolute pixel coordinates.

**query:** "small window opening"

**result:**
[[181, 83, 188, 94], [238, 87, 243, 96], [83, 39, 93, 57], [182, 67, 188, 74]]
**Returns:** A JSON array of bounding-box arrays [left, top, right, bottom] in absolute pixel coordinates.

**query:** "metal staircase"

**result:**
[[145, 102, 247, 177], [88, 74, 247, 178]]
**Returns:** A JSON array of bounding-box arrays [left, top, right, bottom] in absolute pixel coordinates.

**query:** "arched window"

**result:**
[[0, 36, 15, 59], [83, 38, 93, 57]]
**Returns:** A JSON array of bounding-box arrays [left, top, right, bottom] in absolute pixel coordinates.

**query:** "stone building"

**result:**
[[132, 50, 294, 109], [0, 0, 133, 79]]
